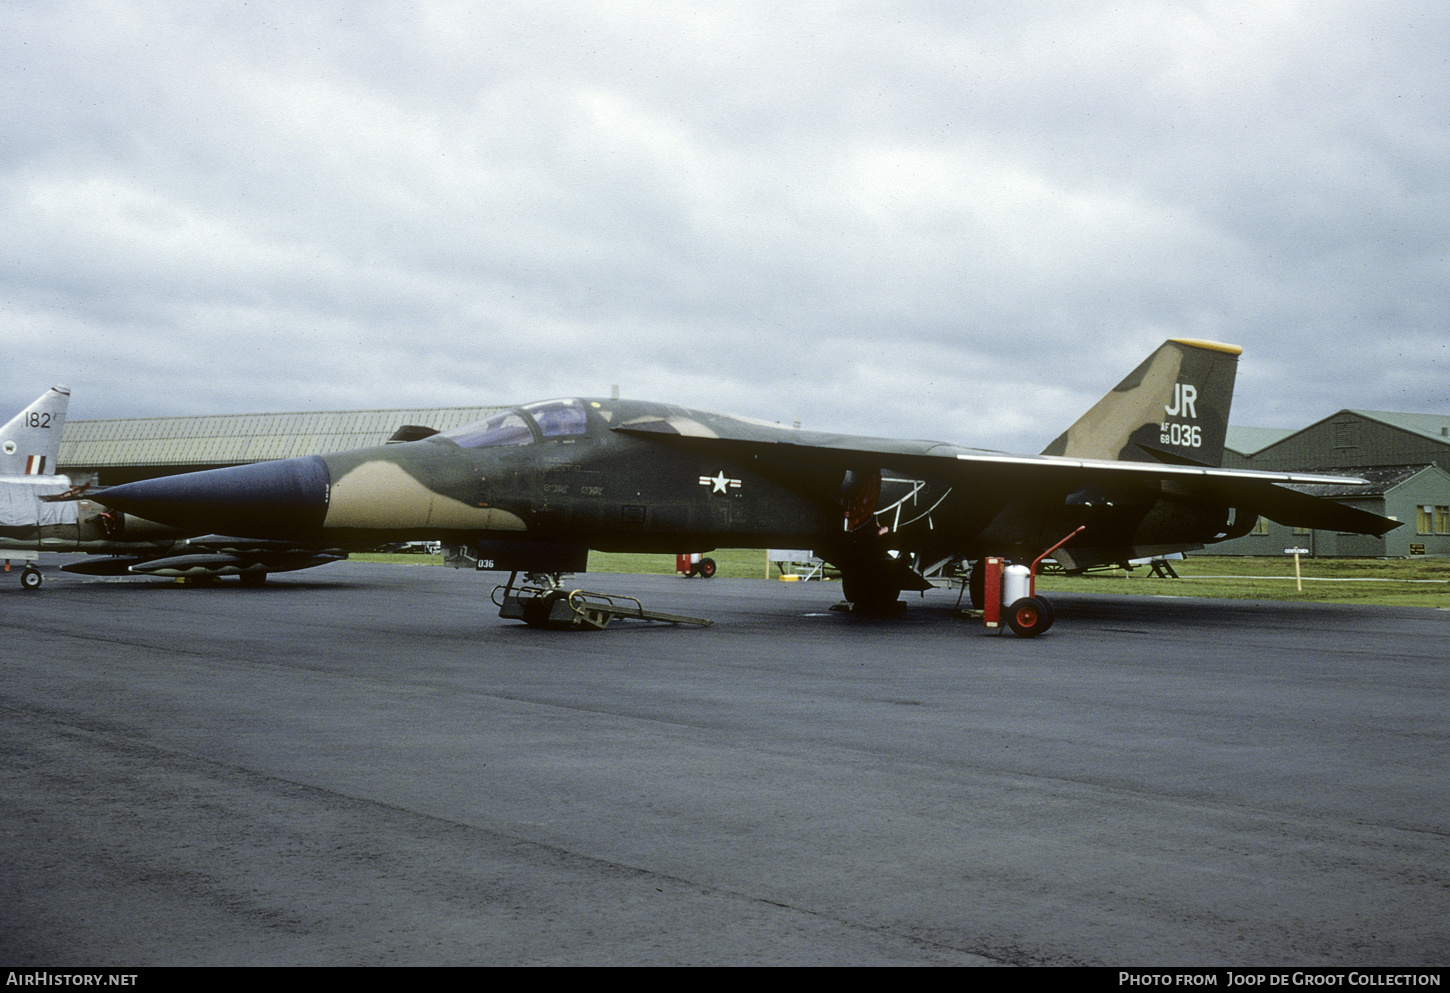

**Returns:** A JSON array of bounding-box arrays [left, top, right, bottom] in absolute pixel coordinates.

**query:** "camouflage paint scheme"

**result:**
[[97, 340, 1398, 604]]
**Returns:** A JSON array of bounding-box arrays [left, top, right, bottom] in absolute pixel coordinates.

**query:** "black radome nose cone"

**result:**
[[99, 456, 330, 539]]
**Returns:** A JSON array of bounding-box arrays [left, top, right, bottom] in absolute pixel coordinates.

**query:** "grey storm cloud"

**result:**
[[2, 0, 1446, 453]]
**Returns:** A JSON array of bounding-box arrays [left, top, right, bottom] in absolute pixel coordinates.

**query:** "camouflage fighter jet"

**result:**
[[92, 340, 1398, 629]]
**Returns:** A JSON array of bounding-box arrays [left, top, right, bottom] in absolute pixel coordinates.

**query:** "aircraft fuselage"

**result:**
[[97, 397, 1237, 574]]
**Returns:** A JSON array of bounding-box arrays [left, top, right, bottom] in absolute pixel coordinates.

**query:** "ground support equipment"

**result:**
[[492, 573, 712, 631], [954, 526, 1085, 638]]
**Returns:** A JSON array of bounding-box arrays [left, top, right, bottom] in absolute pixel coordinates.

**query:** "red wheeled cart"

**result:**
[[979, 526, 1084, 637], [675, 553, 717, 579]]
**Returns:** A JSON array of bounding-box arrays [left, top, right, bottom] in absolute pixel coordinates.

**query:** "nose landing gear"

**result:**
[[5, 560, 43, 591]]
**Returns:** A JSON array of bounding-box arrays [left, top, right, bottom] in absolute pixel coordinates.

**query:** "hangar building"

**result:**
[[54, 404, 1450, 559], [1214, 410, 1450, 559], [58, 405, 504, 485]]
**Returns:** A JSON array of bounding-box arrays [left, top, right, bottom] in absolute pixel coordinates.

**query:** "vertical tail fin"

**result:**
[[1, 385, 70, 475], [1040, 340, 1239, 466]]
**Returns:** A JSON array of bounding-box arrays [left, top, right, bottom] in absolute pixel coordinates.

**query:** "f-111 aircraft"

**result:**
[[0, 387, 348, 588], [94, 340, 1397, 629]]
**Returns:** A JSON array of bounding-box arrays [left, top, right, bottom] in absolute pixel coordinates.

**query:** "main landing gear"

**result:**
[[834, 548, 935, 615]]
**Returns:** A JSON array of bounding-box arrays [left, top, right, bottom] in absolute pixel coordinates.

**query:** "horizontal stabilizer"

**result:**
[[1210, 479, 1401, 537]]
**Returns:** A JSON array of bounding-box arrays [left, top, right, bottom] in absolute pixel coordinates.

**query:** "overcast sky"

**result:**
[[3, 0, 1446, 452]]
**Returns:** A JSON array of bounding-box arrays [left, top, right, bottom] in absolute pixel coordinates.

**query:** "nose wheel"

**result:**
[[20, 566, 43, 591]]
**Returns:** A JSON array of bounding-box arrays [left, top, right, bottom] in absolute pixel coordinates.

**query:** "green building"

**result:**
[[1212, 410, 1450, 558]]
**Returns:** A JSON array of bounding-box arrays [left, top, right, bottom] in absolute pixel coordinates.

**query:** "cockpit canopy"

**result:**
[[441, 399, 589, 449]]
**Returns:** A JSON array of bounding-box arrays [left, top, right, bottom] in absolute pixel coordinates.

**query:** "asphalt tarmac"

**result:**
[[2, 561, 1446, 966]]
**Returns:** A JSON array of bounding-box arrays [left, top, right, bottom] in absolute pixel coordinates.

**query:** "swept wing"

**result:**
[[614, 416, 1398, 539]]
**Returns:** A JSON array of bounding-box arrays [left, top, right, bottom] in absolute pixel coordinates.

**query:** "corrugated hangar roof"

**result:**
[[59, 405, 506, 468], [1224, 425, 1296, 456], [1288, 464, 1435, 498], [1347, 410, 1450, 444]]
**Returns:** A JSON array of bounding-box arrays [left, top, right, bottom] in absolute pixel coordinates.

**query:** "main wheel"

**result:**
[[968, 559, 985, 609], [696, 557, 717, 579], [21, 567, 42, 591], [1006, 596, 1052, 637], [842, 569, 901, 613]]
